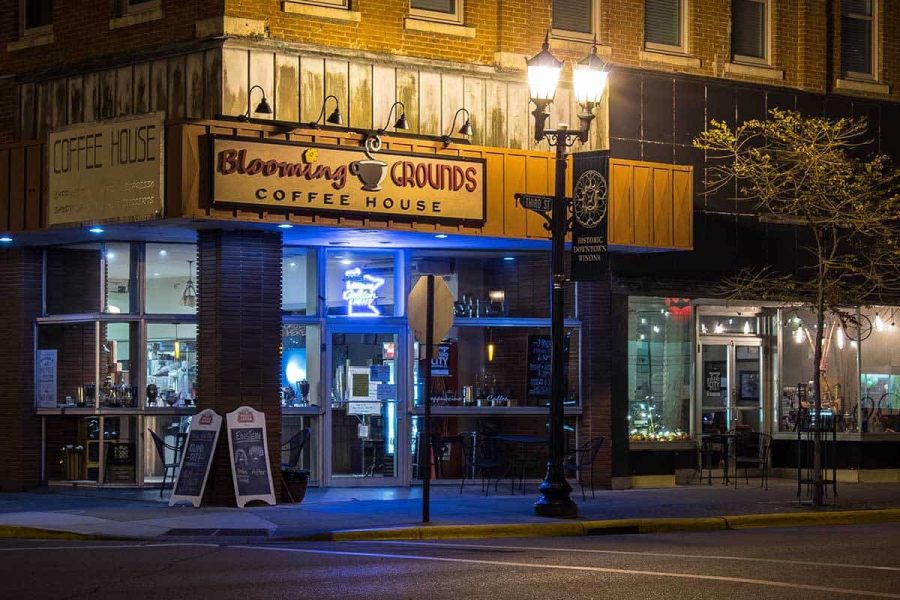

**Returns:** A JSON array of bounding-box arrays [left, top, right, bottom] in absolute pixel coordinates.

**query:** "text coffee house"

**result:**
[[1, 109, 896, 502]]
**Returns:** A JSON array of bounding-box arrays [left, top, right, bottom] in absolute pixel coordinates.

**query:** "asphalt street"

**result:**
[[1, 524, 898, 599]]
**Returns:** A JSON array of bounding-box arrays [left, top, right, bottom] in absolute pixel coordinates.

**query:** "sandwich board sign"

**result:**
[[226, 406, 276, 507], [170, 409, 222, 508]]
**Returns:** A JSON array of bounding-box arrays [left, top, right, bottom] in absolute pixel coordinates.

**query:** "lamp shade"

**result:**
[[526, 34, 562, 104], [459, 119, 473, 137], [395, 113, 409, 130], [254, 96, 273, 115], [326, 107, 343, 125], [573, 44, 608, 105]]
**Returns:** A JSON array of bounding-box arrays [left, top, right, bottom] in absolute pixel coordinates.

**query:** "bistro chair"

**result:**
[[148, 429, 186, 497], [564, 436, 604, 500], [281, 427, 312, 503], [459, 434, 510, 495], [699, 434, 728, 485], [732, 430, 772, 490]]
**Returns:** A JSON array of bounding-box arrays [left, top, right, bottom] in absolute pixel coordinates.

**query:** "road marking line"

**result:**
[[379, 540, 900, 572], [237, 545, 900, 599], [0, 543, 218, 553]]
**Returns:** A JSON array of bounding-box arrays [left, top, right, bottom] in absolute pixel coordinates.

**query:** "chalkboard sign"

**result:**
[[526, 334, 570, 402], [226, 406, 276, 507], [170, 409, 222, 508], [526, 335, 552, 400]]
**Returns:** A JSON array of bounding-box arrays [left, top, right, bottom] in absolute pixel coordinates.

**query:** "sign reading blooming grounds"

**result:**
[[210, 136, 486, 224]]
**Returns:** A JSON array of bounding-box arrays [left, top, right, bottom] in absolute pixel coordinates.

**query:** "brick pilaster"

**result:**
[[0, 248, 44, 491], [197, 230, 283, 506]]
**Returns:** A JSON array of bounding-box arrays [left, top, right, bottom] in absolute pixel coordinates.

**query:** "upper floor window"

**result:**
[[841, 0, 876, 79], [22, 0, 52, 33], [410, 0, 462, 24], [552, 0, 594, 38], [732, 0, 769, 63], [645, 0, 687, 53]]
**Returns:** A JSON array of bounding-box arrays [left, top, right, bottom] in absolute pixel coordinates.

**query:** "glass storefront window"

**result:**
[[46, 244, 103, 314], [779, 308, 860, 432], [283, 247, 317, 315], [46, 417, 101, 483], [104, 242, 134, 314], [145, 243, 197, 314], [325, 250, 397, 316], [627, 297, 692, 441], [37, 323, 98, 408], [281, 324, 321, 407], [102, 416, 139, 484], [102, 322, 140, 408], [699, 314, 759, 336], [147, 324, 197, 407], [281, 415, 318, 482], [411, 251, 576, 319], [144, 415, 191, 485], [414, 325, 580, 408], [859, 307, 899, 433]]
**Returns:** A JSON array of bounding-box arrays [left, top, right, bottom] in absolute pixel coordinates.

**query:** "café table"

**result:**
[[493, 434, 549, 494]]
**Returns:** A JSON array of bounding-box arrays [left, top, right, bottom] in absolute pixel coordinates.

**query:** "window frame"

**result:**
[[644, 0, 689, 55], [731, 0, 772, 66], [409, 0, 464, 25], [551, 0, 600, 43], [18, 0, 53, 38], [120, 0, 161, 16], [287, 0, 350, 8], [841, 0, 878, 81]]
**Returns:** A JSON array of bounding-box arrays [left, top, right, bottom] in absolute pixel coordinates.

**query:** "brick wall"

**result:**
[[197, 229, 283, 505], [0, 248, 43, 491]]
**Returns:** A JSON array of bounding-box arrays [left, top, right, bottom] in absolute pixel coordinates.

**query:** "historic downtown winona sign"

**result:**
[[210, 136, 486, 224]]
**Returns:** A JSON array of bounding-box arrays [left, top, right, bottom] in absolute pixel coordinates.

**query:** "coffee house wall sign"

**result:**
[[210, 136, 486, 224]]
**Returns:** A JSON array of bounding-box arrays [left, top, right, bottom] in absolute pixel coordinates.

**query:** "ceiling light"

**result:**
[[158, 249, 168, 257], [341, 259, 352, 266], [89, 227, 104, 234], [435, 234, 449, 239], [106, 252, 116, 260], [0, 236, 12, 243], [278, 223, 293, 229], [503, 256, 515, 261]]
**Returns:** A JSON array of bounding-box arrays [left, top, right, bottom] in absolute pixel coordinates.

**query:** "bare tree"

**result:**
[[694, 109, 900, 506]]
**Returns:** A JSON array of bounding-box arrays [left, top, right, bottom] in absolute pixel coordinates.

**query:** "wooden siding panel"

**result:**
[[463, 77, 485, 146], [51, 79, 67, 130], [8, 149, 25, 231], [418, 71, 441, 137], [396, 69, 419, 134], [672, 168, 692, 249], [485, 80, 507, 149], [150, 59, 168, 114], [83, 73, 100, 122], [116, 66, 133, 117], [68, 76, 83, 124], [371, 64, 395, 134], [275, 53, 300, 123], [506, 82, 529, 150], [324, 59, 349, 128], [299, 56, 325, 124], [610, 163, 634, 245], [168, 55, 187, 120], [481, 151, 504, 237], [503, 153, 527, 237], [348, 62, 372, 129], [525, 155, 550, 238], [101, 70, 116, 120], [633, 166, 653, 246], [204, 49, 222, 119], [249, 50, 275, 121], [439, 74, 464, 141], [19, 84, 35, 139], [222, 48, 248, 119], [186, 52, 205, 119], [133, 62, 150, 114], [652, 168, 674, 247]]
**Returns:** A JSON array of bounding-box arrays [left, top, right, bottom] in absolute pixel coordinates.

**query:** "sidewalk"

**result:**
[[1, 479, 899, 541]]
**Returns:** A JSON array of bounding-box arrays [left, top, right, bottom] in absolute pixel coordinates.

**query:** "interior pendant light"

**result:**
[[181, 260, 197, 308], [487, 328, 495, 362]]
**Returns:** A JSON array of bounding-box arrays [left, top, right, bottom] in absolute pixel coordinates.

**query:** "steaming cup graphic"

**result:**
[[350, 159, 387, 191]]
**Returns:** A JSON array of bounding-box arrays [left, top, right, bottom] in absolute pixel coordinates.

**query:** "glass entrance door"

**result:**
[[325, 327, 404, 485], [699, 341, 764, 433]]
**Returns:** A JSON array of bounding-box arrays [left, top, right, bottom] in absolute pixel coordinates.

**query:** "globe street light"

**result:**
[[527, 34, 608, 518]]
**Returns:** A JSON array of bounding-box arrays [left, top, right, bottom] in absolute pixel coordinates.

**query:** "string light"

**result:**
[[794, 327, 805, 344], [836, 326, 845, 350], [743, 321, 751, 335], [875, 313, 885, 332]]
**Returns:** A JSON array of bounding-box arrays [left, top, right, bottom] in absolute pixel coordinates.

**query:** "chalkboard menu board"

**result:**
[[526, 334, 570, 403], [170, 409, 222, 508], [226, 406, 276, 507], [526, 335, 552, 400]]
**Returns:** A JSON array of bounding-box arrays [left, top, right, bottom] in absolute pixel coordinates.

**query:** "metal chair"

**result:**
[[564, 436, 604, 500], [459, 434, 510, 495], [281, 427, 311, 502], [148, 429, 185, 497], [732, 430, 771, 489]]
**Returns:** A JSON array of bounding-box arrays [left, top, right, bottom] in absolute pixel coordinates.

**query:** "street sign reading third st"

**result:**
[[515, 193, 554, 213]]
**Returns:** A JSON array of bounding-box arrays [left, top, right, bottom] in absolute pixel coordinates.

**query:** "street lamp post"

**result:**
[[527, 34, 608, 518]]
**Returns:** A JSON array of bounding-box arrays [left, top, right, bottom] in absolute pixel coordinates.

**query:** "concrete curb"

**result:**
[[282, 508, 900, 542], [0, 526, 128, 542]]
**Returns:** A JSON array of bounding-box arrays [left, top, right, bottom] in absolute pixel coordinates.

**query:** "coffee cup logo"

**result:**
[[350, 135, 387, 191]]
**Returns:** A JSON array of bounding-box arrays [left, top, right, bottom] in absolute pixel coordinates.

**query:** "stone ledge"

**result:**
[[494, 51, 528, 71], [404, 17, 475, 38], [724, 61, 784, 81], [6, 30, 54, 52], [282, 2, 361, 22], [196, 16, 269, 38], [834, 78, 891, 96], [639, 49, 701, 69], [109, 6, 164, 30], [550, 36, 612, 57]]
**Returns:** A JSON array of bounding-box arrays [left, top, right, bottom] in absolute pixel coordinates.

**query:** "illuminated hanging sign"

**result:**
[[342, 267, 384, 316], [209, 135, 486, 224]]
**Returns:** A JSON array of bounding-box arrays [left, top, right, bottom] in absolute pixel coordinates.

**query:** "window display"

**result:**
[[627, 297, 691, 441], [281, 324, 320, 407], [102, 322, 140, 408], [37, 323, 97, 408], [146, 324, 197, 407], [283, 247, 317, 315], [145, 243, 197, 314]]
